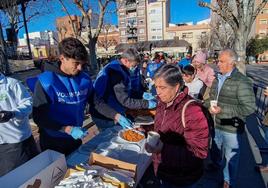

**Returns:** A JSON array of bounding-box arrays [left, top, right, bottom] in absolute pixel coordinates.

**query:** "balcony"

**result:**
[[126, 3, 136, 11]]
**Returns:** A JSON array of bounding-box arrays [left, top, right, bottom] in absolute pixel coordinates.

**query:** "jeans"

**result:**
[[212, 128, 241, 186], [260, 125, 268, 165], [92, 116, 116, 131]]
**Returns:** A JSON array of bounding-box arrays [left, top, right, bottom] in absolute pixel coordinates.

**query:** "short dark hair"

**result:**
[[121, 48, 140, 62], [154, 64, 184, 88], [182, 65, 196, 76], [59, 37, 88, 62]]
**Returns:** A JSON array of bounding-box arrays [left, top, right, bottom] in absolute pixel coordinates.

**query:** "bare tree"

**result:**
[[97, 24, 118, 53], [199, 0, 268, 73], [198, 32, 211, 50], [57, 0, 123, 73], [209, 16, 235, 51]]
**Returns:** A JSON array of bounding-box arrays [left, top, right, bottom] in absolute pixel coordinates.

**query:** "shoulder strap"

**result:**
[[182, 99, 196, 128]]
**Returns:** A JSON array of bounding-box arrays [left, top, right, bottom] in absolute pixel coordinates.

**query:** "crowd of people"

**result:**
[[0, 37, 266, 188]]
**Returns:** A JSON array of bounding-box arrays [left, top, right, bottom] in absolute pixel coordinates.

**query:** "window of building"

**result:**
[[152, 36, 156, 39], [121, 30, 126, 35], [119, 12, 125, 16], [139, 37, 145, 41], [182, 32, 193, 38], [139, 19, 144, 24], [260, 19, 267, 24], [150, 9, 156, 14], [139, 29, 145, 34], [151, 19, 158, 23], [157, 36, 162, 39], [120, 21, 125, 25], [138, 10, 144, 15], [39, 51, 43, 57], [262, 8, 268, 14]]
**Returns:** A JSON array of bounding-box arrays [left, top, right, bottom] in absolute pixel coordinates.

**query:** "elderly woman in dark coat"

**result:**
[[146, 64, 209, 188]]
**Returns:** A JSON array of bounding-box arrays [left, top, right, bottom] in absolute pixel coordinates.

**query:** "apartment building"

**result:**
[[147, 0, 170, 41], [117, 0, 147, 43], [165, 20, 210, 52]]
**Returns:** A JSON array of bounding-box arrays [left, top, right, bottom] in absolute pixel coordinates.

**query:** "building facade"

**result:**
[[146, 0, 170, 41], [117, 0, 148, 43], [18, 30, 58, 59], [56, 15, 80, 41], [165, 21, 210, 53], [96, 25, 120, 56]]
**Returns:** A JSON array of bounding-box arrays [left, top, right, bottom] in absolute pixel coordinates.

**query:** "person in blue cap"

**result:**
[[92, 48, 157, 131], [177, 53, 192, 69], [32, 37, 128, 155]]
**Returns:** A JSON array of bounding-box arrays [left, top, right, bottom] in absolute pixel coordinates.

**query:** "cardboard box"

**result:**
[[89, 152, 137, 176], [0, 149, 67, 188]]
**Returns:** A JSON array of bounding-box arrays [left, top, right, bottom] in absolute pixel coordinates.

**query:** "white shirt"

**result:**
[[0, 74, 32, 144], [185, 78, 204, 98]]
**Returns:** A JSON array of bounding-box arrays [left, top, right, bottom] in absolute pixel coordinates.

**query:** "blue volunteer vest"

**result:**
[[94, 60, 130, 114], [146, 61, 164, 78], [38, 71, 92, 138], [129, 66, 143, 98]]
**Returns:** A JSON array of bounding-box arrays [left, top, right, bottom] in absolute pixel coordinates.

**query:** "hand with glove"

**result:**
[[115, 114, 133, 129], [143, 92, 155, 100], [69, 126, 88, 140], [148, 100, 157, 109], [0, 111, 15, 123]]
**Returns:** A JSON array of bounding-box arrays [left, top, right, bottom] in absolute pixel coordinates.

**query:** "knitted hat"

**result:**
[[193, 51, 207, 64]]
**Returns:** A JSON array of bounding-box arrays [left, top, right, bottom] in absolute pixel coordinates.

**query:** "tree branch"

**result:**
[[252, 0, 268, 23], [199, 1, 239, 31]]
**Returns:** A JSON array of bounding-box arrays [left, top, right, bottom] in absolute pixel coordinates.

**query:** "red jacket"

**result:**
[[153, 87, 209, 186]]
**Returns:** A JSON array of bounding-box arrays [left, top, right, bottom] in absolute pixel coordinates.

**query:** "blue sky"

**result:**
[[18, 0, 210, 38]]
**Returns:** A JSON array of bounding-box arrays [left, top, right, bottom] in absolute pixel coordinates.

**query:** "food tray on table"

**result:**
[[118, 129, 145, 144]]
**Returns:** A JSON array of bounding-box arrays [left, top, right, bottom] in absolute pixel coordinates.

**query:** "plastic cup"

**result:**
[[210, 100, 218, 110], [146, 131, 160, 147]]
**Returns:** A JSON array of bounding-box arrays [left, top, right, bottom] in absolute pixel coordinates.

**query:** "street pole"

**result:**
[[21, 2, 32, 58]]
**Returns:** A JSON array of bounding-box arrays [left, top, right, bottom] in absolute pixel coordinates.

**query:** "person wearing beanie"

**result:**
[[192, 51, 215, 88]]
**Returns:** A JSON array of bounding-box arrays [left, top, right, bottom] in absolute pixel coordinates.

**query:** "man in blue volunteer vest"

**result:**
[[33, 38, 124, 155], [146, 53, 164, 79], [92, 48, 157, 131]]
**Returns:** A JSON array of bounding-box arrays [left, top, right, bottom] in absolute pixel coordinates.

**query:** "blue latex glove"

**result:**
[[143, 92, 155, 100], [118, 115, 133, 129], [148, 100, 157, 109], [70, 127, 87, 140]]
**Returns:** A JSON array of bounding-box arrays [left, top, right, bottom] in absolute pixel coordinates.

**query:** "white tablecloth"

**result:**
[[66, 126, 152, 186]]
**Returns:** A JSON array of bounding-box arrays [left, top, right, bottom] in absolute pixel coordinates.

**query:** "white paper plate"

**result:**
[[121, 144, 141, 153], [111, 136, 126, 144]]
